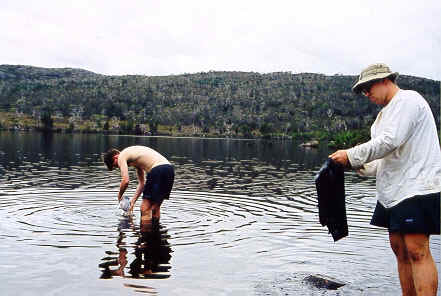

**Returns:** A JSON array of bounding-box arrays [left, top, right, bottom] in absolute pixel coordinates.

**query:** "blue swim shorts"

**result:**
[[142, 164, 175, 204]]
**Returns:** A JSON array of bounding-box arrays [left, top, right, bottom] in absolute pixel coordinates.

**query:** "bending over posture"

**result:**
[[103, 145, 174, 223]]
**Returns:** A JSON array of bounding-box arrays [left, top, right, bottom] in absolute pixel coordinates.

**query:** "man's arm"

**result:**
[[346, 97, 418, 168], [358, 159, 379, 177], [129, 168, 145, 213], [117, 159, 129, 202]]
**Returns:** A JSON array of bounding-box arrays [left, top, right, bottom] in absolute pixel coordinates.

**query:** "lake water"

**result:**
[[0, 131, 439, 296]]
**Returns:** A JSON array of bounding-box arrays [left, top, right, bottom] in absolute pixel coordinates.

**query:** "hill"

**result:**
[[0, 65, 439, 144], [0, 64, 99, 81]]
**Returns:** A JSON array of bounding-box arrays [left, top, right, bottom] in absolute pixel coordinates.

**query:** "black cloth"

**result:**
[[314, 158, 348, 241]]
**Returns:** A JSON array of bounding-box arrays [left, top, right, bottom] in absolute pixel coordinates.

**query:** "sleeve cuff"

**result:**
[[346, 147, 363, 169]]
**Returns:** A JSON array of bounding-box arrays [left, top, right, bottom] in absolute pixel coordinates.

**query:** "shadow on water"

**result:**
[[99, 216, 173, 285]]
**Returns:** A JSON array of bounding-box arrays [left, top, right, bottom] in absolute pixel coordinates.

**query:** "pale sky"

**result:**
[[1, 0, 440, 80]]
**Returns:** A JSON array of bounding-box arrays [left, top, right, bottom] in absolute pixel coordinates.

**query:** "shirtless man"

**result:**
[[103, 146, 174, 222]]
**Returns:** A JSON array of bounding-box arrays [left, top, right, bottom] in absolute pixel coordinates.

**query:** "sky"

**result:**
[[1, 0, 440, 80]]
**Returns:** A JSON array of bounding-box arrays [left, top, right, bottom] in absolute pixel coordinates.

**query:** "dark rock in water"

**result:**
[[255, 272, 347, 295], [303, 274, 345, 290]]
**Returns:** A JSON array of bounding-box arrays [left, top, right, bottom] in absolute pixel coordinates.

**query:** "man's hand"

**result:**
[[128, 198, 135, 215], [329, 150, 349, 167]]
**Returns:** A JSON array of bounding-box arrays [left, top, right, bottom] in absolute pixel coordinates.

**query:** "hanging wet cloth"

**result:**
[[314, 158, 348, 241]]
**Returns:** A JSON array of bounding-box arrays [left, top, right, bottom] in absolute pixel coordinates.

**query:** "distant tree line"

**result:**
[[0, 65, 439, 145]]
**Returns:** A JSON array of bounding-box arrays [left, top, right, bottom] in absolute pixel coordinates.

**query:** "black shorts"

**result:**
[[142, 164, 175, 204], [370, 192, 440, 234]]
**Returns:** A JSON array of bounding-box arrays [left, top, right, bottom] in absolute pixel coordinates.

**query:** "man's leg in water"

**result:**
[[389, 232, 417, 295], [141, 199, 163, 223], [390, 232, 438, 296], [151, 201, 163, 222], [140, 199, 153, 222], [404, 233, 438, 296]]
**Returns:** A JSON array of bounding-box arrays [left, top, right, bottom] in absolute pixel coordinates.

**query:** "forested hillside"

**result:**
[[0, 65, 439, 143]]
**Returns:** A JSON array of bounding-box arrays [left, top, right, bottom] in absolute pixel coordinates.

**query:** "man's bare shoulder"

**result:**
[[118, 146, 169, 171], [119, 146, 149, 158], [121, 146, 167, 161]]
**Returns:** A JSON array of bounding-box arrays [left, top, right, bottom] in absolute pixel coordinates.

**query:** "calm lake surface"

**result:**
[[0, 131, 439, 296]]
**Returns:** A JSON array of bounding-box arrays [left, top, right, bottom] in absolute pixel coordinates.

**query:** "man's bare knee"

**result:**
[[140, 199, 152, 217], [389, 233, 409, 261], [404, 234, 430, 263], [151, 203, 162, 219]]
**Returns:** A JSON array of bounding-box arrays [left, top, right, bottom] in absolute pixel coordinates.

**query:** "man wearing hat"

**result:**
[[330, 63, 440, 295]]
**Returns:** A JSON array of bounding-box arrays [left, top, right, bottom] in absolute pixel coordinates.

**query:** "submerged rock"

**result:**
[[255, 272, 347, 295], [303, 274, 345, 290]]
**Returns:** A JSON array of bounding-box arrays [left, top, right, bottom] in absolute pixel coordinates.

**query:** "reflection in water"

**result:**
[[129, 221, 172, 279], [100, 248, 128, 278], [99, 216, 134, 278], [99, 217, 172, 281], [123, 284, 158, 295]]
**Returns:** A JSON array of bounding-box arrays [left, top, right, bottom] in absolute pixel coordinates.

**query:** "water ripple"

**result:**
[[1, 133, 439, 295]]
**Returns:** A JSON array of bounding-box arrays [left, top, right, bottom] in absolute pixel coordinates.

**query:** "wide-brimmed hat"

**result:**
[[352, 63, 398, 94]]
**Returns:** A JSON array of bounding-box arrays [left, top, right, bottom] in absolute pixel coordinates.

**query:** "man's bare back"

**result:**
[[118, 146, 170, 173], [103, 145, 174, 222]]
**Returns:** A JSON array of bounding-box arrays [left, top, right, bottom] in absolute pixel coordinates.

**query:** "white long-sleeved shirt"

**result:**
[[347, 89, 441, 208]]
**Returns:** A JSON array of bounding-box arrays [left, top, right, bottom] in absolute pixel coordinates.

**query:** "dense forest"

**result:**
[[0, 65, 439, 145]]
